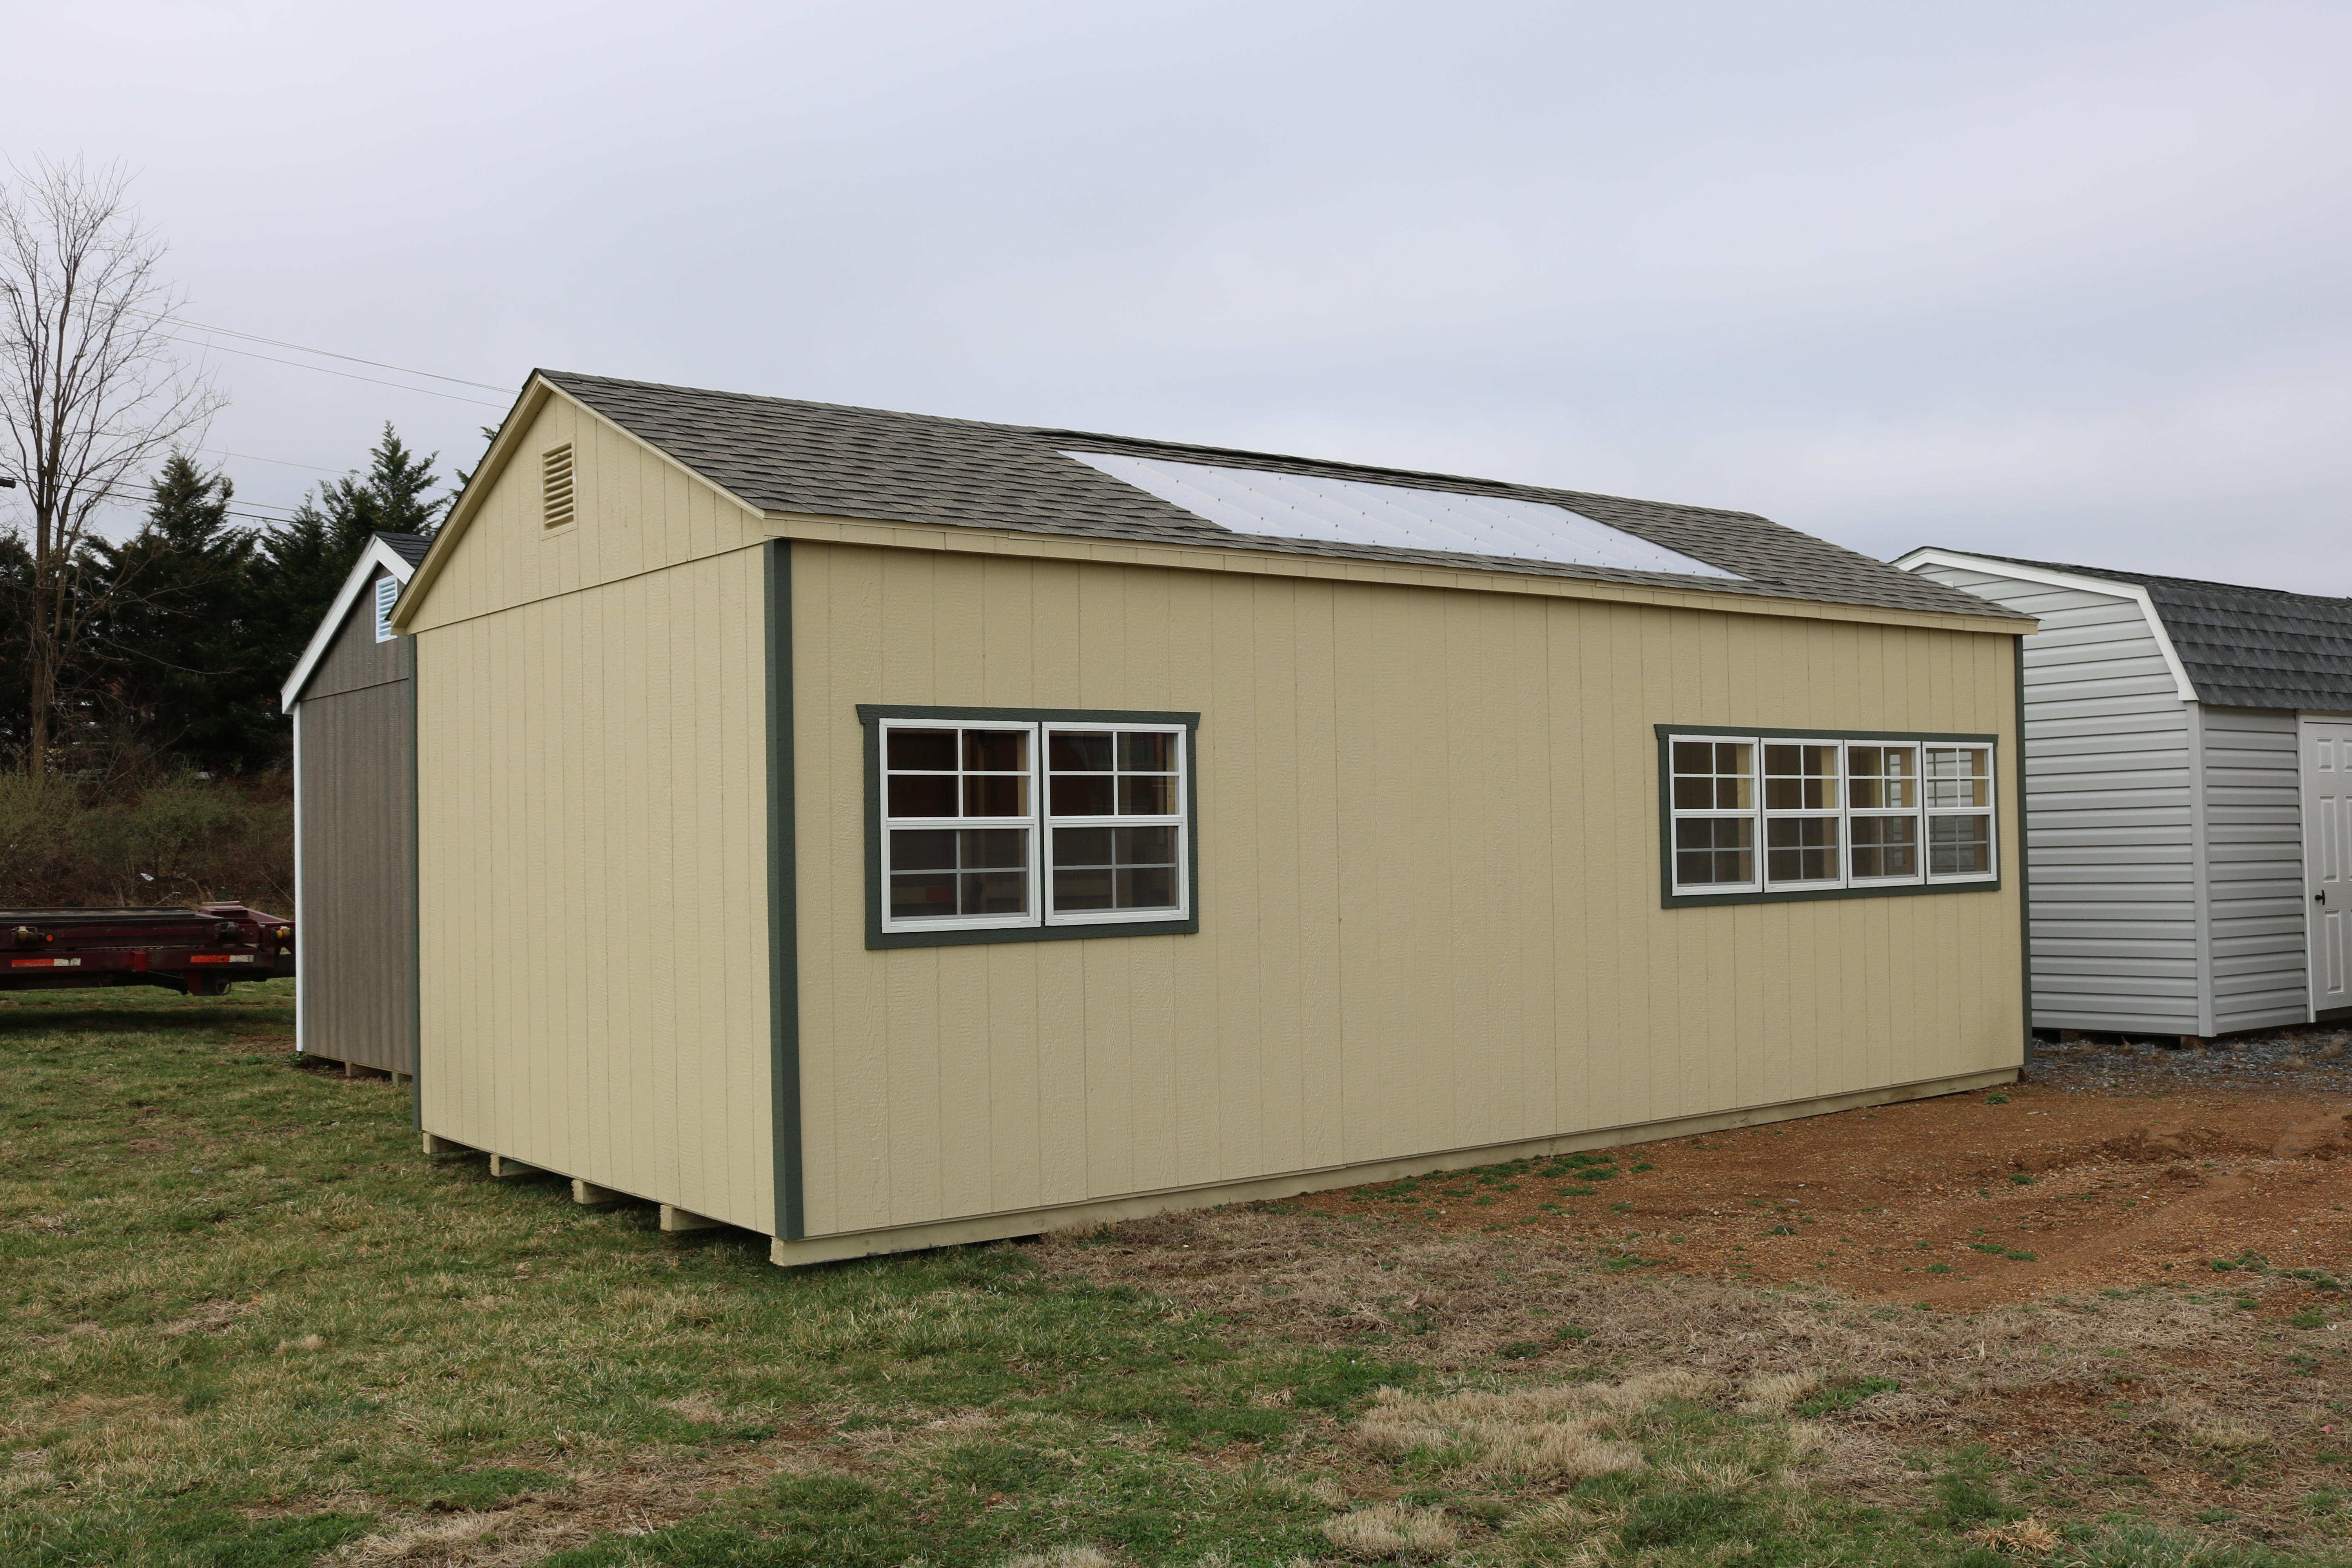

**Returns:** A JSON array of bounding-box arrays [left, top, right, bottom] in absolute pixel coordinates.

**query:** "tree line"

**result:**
[[0, 425, 454, 778]]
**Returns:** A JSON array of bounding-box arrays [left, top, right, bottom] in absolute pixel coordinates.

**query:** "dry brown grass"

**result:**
[[1319, 1501, 1461, 1560], [1035, 1201, 2352, 1535], [1355, 1369, 1706, 1485], [1966, 1516, 2063, 1556], [1000, 1548, 1118, 1568]]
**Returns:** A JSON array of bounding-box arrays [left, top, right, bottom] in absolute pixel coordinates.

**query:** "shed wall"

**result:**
[[792, 541, 2026, 1242], [2198, 705, 2308, 1031], [294, 575, 415, 1074], [1911, 563, 2200, 1033], [411, 394, 776, 1233]]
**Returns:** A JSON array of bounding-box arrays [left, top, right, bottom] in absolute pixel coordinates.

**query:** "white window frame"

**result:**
[[1665, 730, 1997, 901], [877, 717, 1042, 935], [876, 716, 1191, 937], [1846, 741, 1926, 887], [1923, 744, 1999, 885], [1041, 722, 1189, 929], [1760, 737, 1846, 892], [1666, 735, 1761, 895]]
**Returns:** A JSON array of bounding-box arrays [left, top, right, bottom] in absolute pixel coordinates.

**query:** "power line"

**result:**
[[199, 447, 343, 475], [170, 335, 508, 408], [167, 316, 512, 394]]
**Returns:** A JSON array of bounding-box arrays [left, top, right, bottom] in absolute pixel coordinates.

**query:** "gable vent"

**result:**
[[541, 444, 577, 529]]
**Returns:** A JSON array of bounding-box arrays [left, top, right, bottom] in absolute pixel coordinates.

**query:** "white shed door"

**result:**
[[2305, 720, 2352, 1015]]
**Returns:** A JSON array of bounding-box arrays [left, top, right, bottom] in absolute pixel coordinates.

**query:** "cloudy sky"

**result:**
[[5, 2, 2347, 589]]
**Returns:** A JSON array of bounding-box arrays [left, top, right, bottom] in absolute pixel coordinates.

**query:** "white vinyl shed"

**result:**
[[1896, 549, 2352, 1040]]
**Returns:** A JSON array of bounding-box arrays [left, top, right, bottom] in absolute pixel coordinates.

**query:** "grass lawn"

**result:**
[[2, 983, 2346, 1566]]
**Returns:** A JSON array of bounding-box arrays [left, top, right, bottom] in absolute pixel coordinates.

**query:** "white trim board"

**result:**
[[280, 536, 422, 710], [1891, 548, 2198, 704]]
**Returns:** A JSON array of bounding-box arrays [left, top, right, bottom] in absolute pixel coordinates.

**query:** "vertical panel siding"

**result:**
[[1913, 564, 2199, 1032], [296, 675, 416, 1073], [795, 542, 2024, 1240], [2199, 705, 2309, 1030], [411, 409, 775, 1231]]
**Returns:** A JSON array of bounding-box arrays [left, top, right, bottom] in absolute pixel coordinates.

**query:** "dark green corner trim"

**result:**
[[407, 641, 422, 1132], [2013, 635, 2034, 1061], [856, 704, 1202, 950], [766, 541, 806, 1240], [1654, 723, 2004, 909]]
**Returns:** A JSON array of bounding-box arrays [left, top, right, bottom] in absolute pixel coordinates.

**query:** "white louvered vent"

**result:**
[[541, 444, 577, 529]]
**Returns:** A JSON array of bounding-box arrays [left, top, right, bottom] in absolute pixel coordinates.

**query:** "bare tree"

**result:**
[[0, 159, 223, 777]]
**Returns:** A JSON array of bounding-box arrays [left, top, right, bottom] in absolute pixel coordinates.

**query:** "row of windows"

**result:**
[[860, 714, 1999, 944], [1667, 735, 1997, 895]]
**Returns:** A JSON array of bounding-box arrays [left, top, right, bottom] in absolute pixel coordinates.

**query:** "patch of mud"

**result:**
[[1280, 1080, 2351, 1309]]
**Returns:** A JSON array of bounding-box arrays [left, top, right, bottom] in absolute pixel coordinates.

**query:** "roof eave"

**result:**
[[760, 509, 2039, 631], [1893, 546, 2193, 701]]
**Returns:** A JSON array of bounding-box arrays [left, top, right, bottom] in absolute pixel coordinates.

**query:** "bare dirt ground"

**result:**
[[1287, 1046, 2352, 1310]]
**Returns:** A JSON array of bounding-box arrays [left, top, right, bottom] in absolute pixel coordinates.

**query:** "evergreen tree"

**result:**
[[88, 455, 274, 773], [250, 423, 449, 724]]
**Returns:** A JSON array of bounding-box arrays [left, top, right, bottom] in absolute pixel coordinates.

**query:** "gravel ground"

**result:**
[[2031, 1025, 2352, 1091]]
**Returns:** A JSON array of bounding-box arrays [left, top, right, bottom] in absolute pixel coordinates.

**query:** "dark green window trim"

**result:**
[[1655, 723, 2004, 909], [858, 703, 1202, 950]]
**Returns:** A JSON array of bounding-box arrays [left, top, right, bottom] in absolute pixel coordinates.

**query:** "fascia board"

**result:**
[[389, 377, 546, 631], [280, 535, 421, 710], [1892, 546, 2196, 702], [392, 375, 770, 631]]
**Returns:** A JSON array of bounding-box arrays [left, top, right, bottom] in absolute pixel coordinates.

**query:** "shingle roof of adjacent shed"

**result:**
[[538, 371, 2013, 622], [1978, 554, 2352, 710], [377, 531, 431, 568]]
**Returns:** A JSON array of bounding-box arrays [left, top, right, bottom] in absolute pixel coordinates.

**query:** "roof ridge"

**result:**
[[543, 370, 1773, 523], [1965, 550, 2352, 606]]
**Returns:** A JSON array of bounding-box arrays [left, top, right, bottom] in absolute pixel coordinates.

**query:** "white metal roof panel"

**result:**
[[1061, 451, 1743, 579]]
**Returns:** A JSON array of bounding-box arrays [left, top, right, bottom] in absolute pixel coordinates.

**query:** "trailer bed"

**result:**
[[0, 904, 295, 995]]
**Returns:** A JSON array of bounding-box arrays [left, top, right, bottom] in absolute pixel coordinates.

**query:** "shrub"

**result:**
[[0, 771, 290, 908]]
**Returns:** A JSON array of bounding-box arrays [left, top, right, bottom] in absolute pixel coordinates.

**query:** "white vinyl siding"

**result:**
[[2200, 706, 2307, 1031], [1910, 563, 2200, 1033], [1907, 557, 2325, 1037]]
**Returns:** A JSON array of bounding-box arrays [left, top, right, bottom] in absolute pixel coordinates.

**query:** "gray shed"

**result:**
[[279, 531, 430, 1076], [1896, 549, 2352, 1039]]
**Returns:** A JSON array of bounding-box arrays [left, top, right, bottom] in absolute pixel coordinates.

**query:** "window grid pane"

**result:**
[[1044, 725, 1186, 923], [881, 722, 1038, 929], [884, 725, 1033, 823]]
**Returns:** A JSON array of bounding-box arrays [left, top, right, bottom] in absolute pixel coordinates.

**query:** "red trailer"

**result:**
[[0, 904, 296, 996]]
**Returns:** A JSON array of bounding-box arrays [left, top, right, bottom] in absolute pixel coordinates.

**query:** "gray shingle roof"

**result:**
[[1971, 554, 2352, 711], [540, 370, 2016, 622], [376, 531, 431, 569]]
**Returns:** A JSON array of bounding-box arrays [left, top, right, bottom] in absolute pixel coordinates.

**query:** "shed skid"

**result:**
[[767, 1067, 2018, 1267]]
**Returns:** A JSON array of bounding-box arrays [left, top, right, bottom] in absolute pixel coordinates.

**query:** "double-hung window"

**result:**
[[1661, 727, 1998, 905], [862, 706, 1198, 947]]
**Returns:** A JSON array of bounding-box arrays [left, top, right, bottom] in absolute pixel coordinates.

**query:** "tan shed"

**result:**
[[281, 531, 431, 1079], [391, 372, 2038, 1265]]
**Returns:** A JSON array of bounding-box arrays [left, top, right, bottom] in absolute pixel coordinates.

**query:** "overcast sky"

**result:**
[[5, 2, 2347, 590]]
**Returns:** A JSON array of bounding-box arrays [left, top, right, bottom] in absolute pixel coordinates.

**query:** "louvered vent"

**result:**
[[541, 444, 577, 529]]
